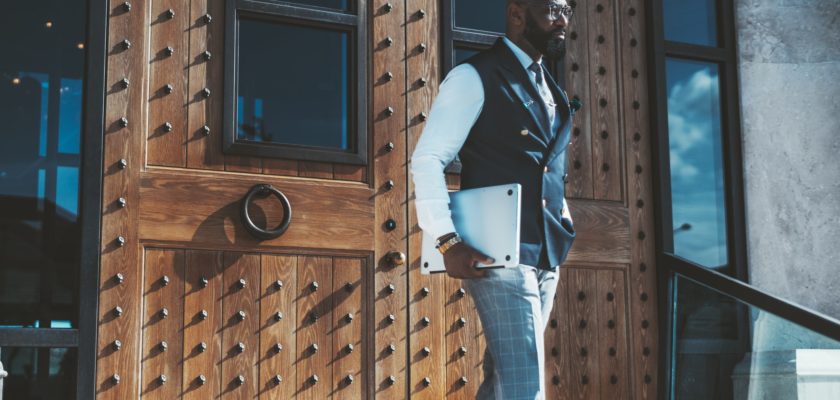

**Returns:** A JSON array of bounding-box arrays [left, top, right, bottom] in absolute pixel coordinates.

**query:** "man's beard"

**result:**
[[523, 11, 566, 60]]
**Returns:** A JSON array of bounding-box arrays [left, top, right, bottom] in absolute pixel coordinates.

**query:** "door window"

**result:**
[[224, 1, 367, 165]]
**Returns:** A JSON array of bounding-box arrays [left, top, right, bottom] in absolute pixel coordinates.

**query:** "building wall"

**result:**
[[737, 0, 840, 319]]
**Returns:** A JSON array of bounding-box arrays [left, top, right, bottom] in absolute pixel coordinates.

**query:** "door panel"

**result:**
[[134, 250, 370, 400]]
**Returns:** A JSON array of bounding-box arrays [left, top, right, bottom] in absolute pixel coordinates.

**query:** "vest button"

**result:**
[[542, 198, 548, 208], [520, 129, 529, 136], [544, 166, 549, 173]]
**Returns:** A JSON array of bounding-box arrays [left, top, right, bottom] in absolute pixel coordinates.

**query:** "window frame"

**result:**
[[649, 0, 748, 281], [648, 0, 750, 398], [222, 0, 368, 165]]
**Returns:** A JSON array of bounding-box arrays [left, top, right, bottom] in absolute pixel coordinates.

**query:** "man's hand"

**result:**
[[442, 242, 495, 279]]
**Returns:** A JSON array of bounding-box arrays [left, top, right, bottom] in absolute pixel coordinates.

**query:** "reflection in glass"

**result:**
[[0, 347, 77, 399], [237, 18, 350, 150], [663, 0, 718, 46], [0, 1, 85, 329], [666, 58, 727, 268], [672, 275, 840, 399], [283, 0, 349, 11], [454, 0, 507, 33]]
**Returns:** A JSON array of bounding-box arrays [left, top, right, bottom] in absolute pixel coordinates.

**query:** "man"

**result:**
[[410, 1, 577, 398]]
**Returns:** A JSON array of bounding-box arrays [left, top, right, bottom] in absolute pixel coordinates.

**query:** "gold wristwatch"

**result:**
[[435, 234, 463, 255]]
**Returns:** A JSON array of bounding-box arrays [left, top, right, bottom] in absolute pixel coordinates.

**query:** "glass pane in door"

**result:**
[[237, 18, 351, 150]]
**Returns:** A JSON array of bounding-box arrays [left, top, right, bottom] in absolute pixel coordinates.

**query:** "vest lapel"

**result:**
[[542, 66, 573, 165]]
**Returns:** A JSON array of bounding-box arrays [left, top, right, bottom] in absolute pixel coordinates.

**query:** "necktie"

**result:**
[[528, 62, 556, 132]]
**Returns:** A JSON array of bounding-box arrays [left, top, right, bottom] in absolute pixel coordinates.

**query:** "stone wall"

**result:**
[[736, 0, 840, 319]]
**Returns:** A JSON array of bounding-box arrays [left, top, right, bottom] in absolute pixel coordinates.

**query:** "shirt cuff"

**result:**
[[415, 199, 457, 240]]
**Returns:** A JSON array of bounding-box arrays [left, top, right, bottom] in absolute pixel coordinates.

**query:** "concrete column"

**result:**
[[736, 0, 840, 319]]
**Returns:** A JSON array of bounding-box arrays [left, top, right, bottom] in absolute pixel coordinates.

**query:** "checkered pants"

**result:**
[[464, 264, 559, 400]]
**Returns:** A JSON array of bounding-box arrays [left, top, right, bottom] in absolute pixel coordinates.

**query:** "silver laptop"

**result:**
[[420, 183, 521, 275]]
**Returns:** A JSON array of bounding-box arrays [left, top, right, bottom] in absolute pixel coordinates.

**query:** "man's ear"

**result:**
[[507, 2, 525, 29]]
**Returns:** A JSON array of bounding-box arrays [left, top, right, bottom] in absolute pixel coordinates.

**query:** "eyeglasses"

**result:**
[[524, 2, 575, 21]]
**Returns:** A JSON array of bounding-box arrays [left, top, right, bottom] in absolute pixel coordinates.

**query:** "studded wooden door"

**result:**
[[95, 0, 659, 399], [407, 0, 660, 399], [96, 0, 407, 398]]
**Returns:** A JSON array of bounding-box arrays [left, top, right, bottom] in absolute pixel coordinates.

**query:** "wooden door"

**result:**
[[94, 0, 659, 399], [407, 0, 660, 399], [96, 0, 406, 399]]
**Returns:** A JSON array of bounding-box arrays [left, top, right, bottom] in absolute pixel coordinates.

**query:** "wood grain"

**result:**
[[545, 267, 572, 399], [562, 199, 632, 264], [445, 279, 481, 399], [147, 0, 189, 167], [406, 0, 449, 397], [263, 159, 300, 177], [183, 250, 223, 400], [618, 0, 661, 397], [221, 253, 260, 399], [567, 267, 600, 400], [97, 0, 148, 397], [587, 0, 623, 202], [596, 268, 631, 399], [186, 0, 225, 170], [333, 163, 367, 183], [296, 256, 333, 399], [299, 162, 334, 179], [332, 257, 364, 399], [259, 254, 297, 399], [138, 169, 375, 251], [140, 248, 184, 399], [564, 1, 594, 199], [226, 155, 263, 173], [371, 0, 408, 397]]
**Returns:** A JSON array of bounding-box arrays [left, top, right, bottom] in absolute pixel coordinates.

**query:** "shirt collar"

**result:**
[[502, 36, 542, 71]]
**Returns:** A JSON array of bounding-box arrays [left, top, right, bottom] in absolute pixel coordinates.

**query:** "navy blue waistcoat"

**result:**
[[460, 38, 576, 270]]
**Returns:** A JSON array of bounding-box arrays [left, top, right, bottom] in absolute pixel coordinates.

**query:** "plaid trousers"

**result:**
[[464, 264, 559, 400]]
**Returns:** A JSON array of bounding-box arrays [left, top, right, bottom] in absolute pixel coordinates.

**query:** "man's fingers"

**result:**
[[467, 260, 488, 278], [473, 252, 495, 265]]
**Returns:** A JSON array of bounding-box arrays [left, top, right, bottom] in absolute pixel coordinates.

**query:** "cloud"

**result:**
[[666, 64, 728, 268], [667, 66, 721, 182]]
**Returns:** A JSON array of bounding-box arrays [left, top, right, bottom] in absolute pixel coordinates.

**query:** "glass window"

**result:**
[[454, 0, 507, 33], [672, 275, 840, 399], [666, 58, 727, 269], [237, 19, 350, 150], [1, 347, 78, 399], [0, 0, 85, 329], [663, 0, 718, 46]]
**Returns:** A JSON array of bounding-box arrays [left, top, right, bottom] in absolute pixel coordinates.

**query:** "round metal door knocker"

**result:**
[[240, 184, 292, 240]]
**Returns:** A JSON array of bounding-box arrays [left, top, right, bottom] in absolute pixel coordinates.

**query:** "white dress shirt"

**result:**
[[411, 37, 570, 241]]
